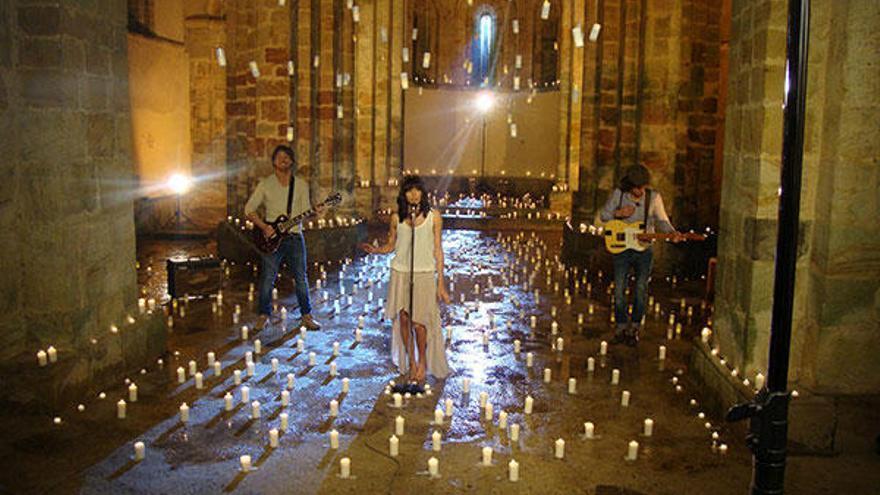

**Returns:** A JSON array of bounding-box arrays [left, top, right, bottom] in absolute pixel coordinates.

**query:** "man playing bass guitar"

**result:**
[[245, 145, 323, 332]]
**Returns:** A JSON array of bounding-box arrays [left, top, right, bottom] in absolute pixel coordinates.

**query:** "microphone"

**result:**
[[408, 202, 419, 219]]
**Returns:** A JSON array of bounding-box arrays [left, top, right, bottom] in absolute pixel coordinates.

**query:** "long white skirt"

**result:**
[[383, 269, 450, 379]]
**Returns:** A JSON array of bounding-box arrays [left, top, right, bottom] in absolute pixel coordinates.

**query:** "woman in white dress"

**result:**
[[359, 176, 450, 386]]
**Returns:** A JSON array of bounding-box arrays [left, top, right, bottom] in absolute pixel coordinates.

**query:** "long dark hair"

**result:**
[[396, 175, 431, 222]]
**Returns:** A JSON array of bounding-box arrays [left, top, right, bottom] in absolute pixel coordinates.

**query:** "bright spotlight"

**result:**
[[167, 172, 193, 195], [475, 91, 494, 113]]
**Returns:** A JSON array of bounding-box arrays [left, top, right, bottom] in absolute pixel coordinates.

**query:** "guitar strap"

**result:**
[[286, 173, 295, 216], [644, 189, 651, 230]]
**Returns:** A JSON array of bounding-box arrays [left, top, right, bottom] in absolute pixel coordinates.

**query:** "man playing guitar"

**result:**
[[245, 145, 323, 331], [599, 164, 684, 346]]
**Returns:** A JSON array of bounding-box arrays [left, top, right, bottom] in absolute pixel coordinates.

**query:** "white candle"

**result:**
[[213, 360, 222, 376], [133, 441, 145, 461], [513, 339, 521, 353], [719, 443, 728, 455], [587, 357, 595, 372], [117, 399, 126, 419], [432, 430, 442, 451], [186, 360, 196, 377], [600, 341, 608, 355], [543, 368, 552, 383], [508, 459, 519, 482], [251, 400, 261, 419], [339, 457, 351, 478], [309, 352, 317, 366], [428, 457, 439, 477], [329, 429, 339, 449], [47, 346, 57, 363], [485, 402, 493, 421], [479, 391, 488, 408], [241, 326, 249, 340], [551, 321, 558, 334], [643, 418, 654, 436], [658, 345, 667, 360], [224, 393, 233, 411], [626, 440, 639, 461], [355, 328, 363, 342], [524, 395, 534, 414], [568, 378, 577, 394], [701, 327, 711, 343], [280, 412, 289, 432], [128, 383, 138, 402], [287, 373, 296, 389], [755, 373, 766, 390], [333, 341, 340, 356], [389, 435, 399, 456], [240, 455, 252, 472], [393, 393, 403, 408], [179, 402, 190, 423], [482, 446, 493, 466], [177, 367, 186, 383], [342, 377, 350, 393], [611, 369, 620, 385], [462, 378, 470, 394], [530, 315, 537, 328], [510, 423, 520, 441], [246, 362, 255, 377], [434, 408, 444, 425], [37, 350, 47, 366], [498, 410, 508, 429], [526, 352, 534, 367], [621, 390, 631, 407], [555, 438, 565, 459], [445, 397, 454, 417], [330, 363, 337, 377], [482, 332, 489, 346], [195, 372, 204, 389], [297, 339, 305, 352], [271, 358, 279, 372], [268, 428, 279, 448], [395, 415, 405, 435], [281, 390, 290, 407], [206, 351, 215, 368], [584, 422, 595, 439], [241, 386, 250, 403]]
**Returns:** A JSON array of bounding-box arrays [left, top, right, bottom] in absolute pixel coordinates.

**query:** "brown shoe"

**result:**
[[300, 314, 321, 331], [255, 314, 270, 331]]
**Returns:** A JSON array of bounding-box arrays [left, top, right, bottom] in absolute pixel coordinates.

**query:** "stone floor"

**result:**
[[0, 230, 877, 494]]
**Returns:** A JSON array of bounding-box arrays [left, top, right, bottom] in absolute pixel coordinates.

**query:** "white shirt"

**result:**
[[244, 173, 311, 234], [598, 188, 675, 233], [390, 210, 437, 273]]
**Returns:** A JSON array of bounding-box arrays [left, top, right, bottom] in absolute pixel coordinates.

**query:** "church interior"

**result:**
[[0, 0, 878, 493]]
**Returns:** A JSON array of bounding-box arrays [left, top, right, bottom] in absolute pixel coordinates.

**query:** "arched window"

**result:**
[[474, 12, 496, 86]]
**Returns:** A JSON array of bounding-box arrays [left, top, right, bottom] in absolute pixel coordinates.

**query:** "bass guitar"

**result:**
[[602, 219, 706, 254], [252, 193, 342, 254]]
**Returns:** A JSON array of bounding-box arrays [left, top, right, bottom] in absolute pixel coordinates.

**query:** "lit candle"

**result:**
[[207, 351, 215, 368], [611, 369, 620, 385], [240, 455, 252, 472], [395, 415, 405, 435], [269, 428, 279, 448], [621, 390, 631, 407], [241, 386, 250, 403], [434, 408, 444, 425], [251, 400, 261, 419], [600, 341, 608, 355], [445, 397, 454, 417], [658, 345, 667, 360], [339, 458, 351, 478], [463, 378, 471, 394], [432, 430, 442, 451], [254, 340, 262, 354], [195, 372, 204, 389], [755, 373, 765, 390], [485, 402, 493, 421], [297, 339, 305, 352], [513, 339, 521, 353], [526, 352, 534, 367], [234, 370, 242, 385], [482, 446, 493, 466], [510, 423, 520, 441], [280, 412, 289, 432], [393, 393, 403, 408], [389, 435, 399, 456], [643, 418, 654, 436], [224, 392, 233, 411], [551, 321, 558, 334], [524, 395, 534, 414], [246, 362, 255, 377], [271, 358, 279, 372], [134, 441, 145, 461], [241, 326, 249, 340], [554, 438, 565, 459], [587, 357, 595, 372], [47, 346, 57, 363], [508, 459, 519, 482], [428, 457, 439, 477], [330, 362, 337, 376], [117, 399, 126, 419], [332, 341, 340, 356], [128, 383, 138, 402], [179, 402, 190, 423], [329, 400, 339, 417], [530, 315, 537, 328], [498, 410, 508, 429], [213, 360, 222, 376], [584, 422, 595, 439], [355, 328, 363, 342], [37, 350, 47, 367], [719, 443, 728, 455], [281, 390, 290, 407], [177, 367, 186, 384], [329, 429, 339, 449], [568, 378, 577, 394], [342, 377, 350, 393], [309, 352, 317, 366], [626, 440, 639, 461]]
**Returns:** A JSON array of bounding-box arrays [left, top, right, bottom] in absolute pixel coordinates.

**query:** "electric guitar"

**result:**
[[602, 219, 706, 254], [252, 193, 342, 254]]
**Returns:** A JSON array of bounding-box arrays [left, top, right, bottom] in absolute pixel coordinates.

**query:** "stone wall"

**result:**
[[0, 0, 164, 402]]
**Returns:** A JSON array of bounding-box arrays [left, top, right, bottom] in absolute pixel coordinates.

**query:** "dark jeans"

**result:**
[[258, 233, 311, 317], [613, 248, 653, 330]]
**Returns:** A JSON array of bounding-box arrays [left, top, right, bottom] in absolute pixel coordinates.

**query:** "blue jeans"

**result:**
[[613, 248, 653, 330], [258, 233, 312, 317]]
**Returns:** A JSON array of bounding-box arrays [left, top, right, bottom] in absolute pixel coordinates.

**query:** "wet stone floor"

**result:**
[[2, 230, 877, 494]]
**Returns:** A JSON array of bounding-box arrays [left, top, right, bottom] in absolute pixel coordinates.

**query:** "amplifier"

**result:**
[[166, 256, 224, 299]]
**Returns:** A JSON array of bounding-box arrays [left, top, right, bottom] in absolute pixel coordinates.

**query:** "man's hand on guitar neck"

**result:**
[[670, 231, 685, 243], [261, 224, 277, 239]]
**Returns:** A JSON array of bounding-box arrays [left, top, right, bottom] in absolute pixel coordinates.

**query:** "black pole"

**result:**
[[726, 2, 810, 494], [408, 205, 417, 383]]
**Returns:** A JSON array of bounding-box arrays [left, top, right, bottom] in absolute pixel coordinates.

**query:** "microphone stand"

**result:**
[[408, 204, 418, 390]]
